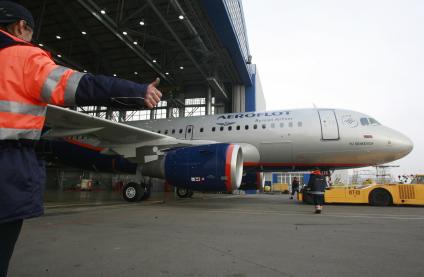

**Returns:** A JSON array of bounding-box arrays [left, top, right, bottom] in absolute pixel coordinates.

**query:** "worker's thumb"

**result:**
[[151, 77, 160, 87]]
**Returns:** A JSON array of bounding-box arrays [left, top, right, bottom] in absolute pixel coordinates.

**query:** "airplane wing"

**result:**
[[44, 105, 170, 144], [43, 105, 219, 161]]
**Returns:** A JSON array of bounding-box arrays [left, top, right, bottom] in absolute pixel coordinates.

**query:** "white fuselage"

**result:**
[[125, 108, 413, 170]]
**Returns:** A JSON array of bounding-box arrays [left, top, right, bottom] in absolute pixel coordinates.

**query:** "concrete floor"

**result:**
[[9, 193, 424, 277]]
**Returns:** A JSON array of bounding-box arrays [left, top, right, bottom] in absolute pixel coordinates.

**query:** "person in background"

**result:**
[[306, 170, 327, 214], [326, 176, 333, 188], [290, 177, 299, 199], [0, 2, 162, 276]]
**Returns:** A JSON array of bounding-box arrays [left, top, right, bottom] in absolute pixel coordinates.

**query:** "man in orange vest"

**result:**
[[306, 170, 327, 214], [0, 2, 162, 276]]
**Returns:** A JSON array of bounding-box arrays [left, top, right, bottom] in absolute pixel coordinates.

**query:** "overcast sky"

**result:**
[[242, 0, 423, 177]]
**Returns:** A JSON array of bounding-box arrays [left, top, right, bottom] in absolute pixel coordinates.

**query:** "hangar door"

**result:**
[[318, 109, 340, 140]]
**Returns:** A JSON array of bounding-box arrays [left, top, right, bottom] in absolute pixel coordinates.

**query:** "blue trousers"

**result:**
[[0, 219, 23, 277]]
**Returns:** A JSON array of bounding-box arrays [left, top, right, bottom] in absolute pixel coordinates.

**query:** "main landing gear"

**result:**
[[123, 182, 151, 202], [176, 187, 194, 198]]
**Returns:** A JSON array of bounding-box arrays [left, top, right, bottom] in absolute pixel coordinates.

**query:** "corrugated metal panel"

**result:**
[[200, 0, 253, 86]]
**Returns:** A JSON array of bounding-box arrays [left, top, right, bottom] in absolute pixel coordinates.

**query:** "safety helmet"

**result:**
[[311, 169, 321, 175], [0, 1, 34, 29]]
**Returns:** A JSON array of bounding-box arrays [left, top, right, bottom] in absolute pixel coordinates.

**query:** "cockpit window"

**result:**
[[360, 118, 369, 126], [361, 117, 381, 126], [369, 118, 380, 125]]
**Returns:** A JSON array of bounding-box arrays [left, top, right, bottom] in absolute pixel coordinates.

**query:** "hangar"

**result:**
[[16, 0, 265, 199]]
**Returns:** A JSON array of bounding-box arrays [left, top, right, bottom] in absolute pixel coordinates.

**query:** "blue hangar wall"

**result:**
[[200, 0, 266, 112]]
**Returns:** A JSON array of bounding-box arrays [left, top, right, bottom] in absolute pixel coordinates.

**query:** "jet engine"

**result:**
[[142, 143, 243, 192]]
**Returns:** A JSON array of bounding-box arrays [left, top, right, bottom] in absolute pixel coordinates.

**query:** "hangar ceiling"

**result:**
[[18, 0, 242, 103]]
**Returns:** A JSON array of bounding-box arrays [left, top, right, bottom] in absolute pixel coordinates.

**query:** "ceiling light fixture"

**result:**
[[81, 31, 87, 35], [38, 43, 44, 47], [122, 31, 128, 35], [153, 59, 157, 63], [133, 41, 138, 45], [134, 72, 138, 75], [179, 66, 184, 70], [178, 15, 184, 20], [139, 20, 145, 26], [113, 74, 117, 77], [56, 35, 61, 39], [100, 10, 106, 14], [57, 54, 62, 58]]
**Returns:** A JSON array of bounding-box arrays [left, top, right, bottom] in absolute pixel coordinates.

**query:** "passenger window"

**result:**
[[220, 126, 224, 131], [172, 129, 175, 134], [228, 126, 232, 131], [158, 130, 161, 134], [164, 130, 168, 134], [179, 129, 183, 134], [262, 124, 266, 129], [253, 124, 258, 129], [187, 129, 191, 133], [289, 122, 293, 128], [271, 123, 275, 128], [360, 118, 369, 126], [200, 128, 204, 133], [245, 125, 249, 130], [298, 122, 302, 127], [212, 127, 216, 132], [280, 122, 284, 128], [236, 125, 240, 130]]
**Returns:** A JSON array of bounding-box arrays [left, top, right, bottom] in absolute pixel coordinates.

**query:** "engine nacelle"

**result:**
[[142, 143, 243, 192]]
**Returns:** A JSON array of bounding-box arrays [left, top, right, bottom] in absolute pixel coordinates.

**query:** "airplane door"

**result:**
[[185, 125, 194, 140], [318, 110, 340, 140]]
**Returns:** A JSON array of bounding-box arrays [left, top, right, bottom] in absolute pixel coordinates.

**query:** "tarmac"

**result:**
[[8, 193, 424, 277]]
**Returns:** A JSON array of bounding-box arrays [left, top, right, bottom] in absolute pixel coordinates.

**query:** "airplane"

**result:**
[[41, 106, 413, 202]]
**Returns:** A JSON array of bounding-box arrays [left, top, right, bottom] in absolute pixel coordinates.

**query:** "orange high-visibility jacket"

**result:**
[[0, 29, 85, 140], [0, 29, 150, 224]]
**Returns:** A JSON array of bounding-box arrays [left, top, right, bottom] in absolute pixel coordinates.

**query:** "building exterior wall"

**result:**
[[245, 64, 266, 112], [254, 68, 266, 111], [223, 0, 250, 65]]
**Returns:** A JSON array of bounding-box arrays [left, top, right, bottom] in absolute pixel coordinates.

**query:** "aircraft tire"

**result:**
[[369, 188, 392, 206], [176, 187, 191, 198], [123, 182, 142, 202]]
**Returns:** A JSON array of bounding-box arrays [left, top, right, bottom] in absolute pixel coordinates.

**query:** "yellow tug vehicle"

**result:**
[[299, 174, 424, 206]]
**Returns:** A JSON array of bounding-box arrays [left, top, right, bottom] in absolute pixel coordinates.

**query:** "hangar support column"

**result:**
[[232, 85, 245, 113], [206, 87, 212, 115]]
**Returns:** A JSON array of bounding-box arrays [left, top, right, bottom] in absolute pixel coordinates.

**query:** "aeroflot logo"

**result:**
[[217, 111, 290, 120]]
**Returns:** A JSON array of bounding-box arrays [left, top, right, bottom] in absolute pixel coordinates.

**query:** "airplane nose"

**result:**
[[391, 132, 414, 158]]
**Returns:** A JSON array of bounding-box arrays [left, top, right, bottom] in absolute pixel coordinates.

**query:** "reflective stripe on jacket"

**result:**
[[0, 29, 85, 140]]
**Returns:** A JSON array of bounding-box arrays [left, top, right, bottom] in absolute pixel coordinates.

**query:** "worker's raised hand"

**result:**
[[145, 78, 162, 108]]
